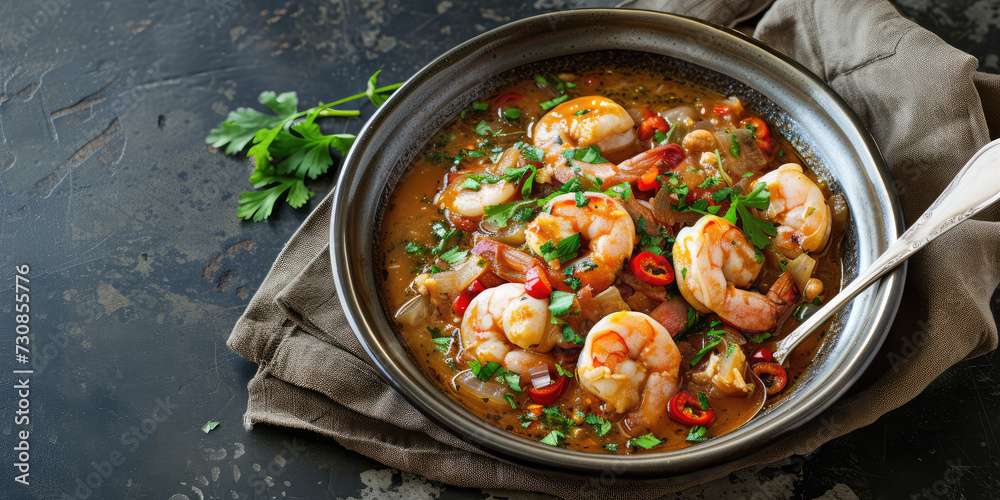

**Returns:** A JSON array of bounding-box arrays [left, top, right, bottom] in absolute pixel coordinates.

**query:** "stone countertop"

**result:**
[[0, 1, 997, 499]]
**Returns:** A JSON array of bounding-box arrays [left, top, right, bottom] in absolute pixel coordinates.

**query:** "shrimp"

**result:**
[[436, 148, 521, 227], [673, 215, 798, 332], [533, 96, 636, 167], [525, 192, 635, 292], [577, 311, 681, 431], [459, 282, 563, 375], [754, 163, 832, 259]]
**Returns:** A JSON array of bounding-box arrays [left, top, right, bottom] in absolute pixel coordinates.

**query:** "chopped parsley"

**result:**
[[585, 414, 612, 437], [574, 109, 591, 116], [686, 426, 709, 442], [562, 144, 608, 164], [602, 181, 632, 201], [540, 430, 565, 446], [729, 130, 740, 158], [555, 364, 574, 378], [745, 332, 771, 343], [475, 120, 493, 136], [562, 276, 582, 291], [504, 393, 517, 409], [540, 94, 569, 110], [504, 108, 520, 121], [698, 392, 711, 411], [549, 291, 577, 317], [605, 443, 619, 452], [630, 433, 662, 449], [538, 233, 582, 263], [562, 325, 583, 344], [431, 336, 452, 355], [467, 360, 503, 381], [699, 176, 721, 189], [438, 247, 469, 264], [471, 102, 489, 111]]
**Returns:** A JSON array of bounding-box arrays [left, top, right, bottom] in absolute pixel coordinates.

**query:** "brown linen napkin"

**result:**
[[227, 1, 1000, 498]]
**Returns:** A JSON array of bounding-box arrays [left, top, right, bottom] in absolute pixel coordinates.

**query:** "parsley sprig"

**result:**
[[206, 71, 402, 221]]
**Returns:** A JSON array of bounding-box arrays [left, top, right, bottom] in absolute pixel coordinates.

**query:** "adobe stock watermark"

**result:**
[[912, 458, 965, 499], [61, 396, 179, 499], [3, 0, 71, 48]]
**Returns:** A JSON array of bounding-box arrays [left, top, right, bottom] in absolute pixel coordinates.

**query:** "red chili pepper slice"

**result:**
[[495, 92, 523, 107], [738, 117, 777, 157], [668, 391, 716, 427], [750, 348, 775, 365], [452, 279, 487, 316], [637, 114, 668, 141], [524, 265, 552, 299], [628, 251, 674, 286], [637, 166, 660, 191], [752, 362, 788, 395], [527, 375, 567, 405]]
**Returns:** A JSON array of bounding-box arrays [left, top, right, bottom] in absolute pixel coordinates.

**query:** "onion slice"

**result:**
[[528, 365, 552, 389], [785, 253, 817, 293]]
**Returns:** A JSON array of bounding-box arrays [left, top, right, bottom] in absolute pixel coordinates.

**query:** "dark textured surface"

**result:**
[[0, 1, 996, 499]]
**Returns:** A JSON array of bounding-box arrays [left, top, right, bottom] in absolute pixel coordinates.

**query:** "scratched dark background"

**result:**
[[0, 1, 997, 499]]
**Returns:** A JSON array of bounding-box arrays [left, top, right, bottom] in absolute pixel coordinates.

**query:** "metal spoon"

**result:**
[[748, 138, 1000, 406]]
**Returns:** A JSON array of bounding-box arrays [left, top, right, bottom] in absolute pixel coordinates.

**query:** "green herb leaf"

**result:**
[[438, 247, 469, 264], [605, 443, 618, 451], [699, 176, 720, 189], [555, 364, 575, 378], [540, 430, 565, 446], [603, 182, 632, 201], [631, 433, 662, 449], [698, 392, 711, 411], [549, 291, 577, 317], [206, 92, 296, 154], [470, 360, 503, 381], [560, 326, 583, 345], [201, 421, 220, 433], [585, 414, 612, 437], [504, 393, 517, 409], [502, 371, 522, 392], [538, 233, 581, 263], [562, 276, 582, 291], [562, 145, 608, 164], [504, 108, 521, 121], [690, 338, 722, 367], [483, 199, 538, 228], [475, 120, 493, 136], [745, 332, 771, 343], [729, 130, 740, 158], [432, 336, 452, 355], [540, 94, 569, 111], [574, 109, 591, 116], [472, 101, 489, 111], [686, 425, 709, 442]]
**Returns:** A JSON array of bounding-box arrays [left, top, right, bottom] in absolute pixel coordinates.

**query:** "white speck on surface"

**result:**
[[274, 454, 287, 467], [211, 467, 220, 482], [230, 491, 239, 499], [344, 469, 443, 500], [532, 0, 566, 8], [167, 495, 189, 500], [252, 463, 261, 472], [480, 8, 505, 22], [284, 480, 291, 487], [233, 464, 241, 482], [233, 442, 245, 459], [196, 475, 209, 486], [436, 1, 452, 14], [204, 447, 227, 460], [265, 476, 275, 487]]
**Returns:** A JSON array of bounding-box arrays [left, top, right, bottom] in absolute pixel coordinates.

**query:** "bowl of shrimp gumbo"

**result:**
[[380, 54, 851, 455]]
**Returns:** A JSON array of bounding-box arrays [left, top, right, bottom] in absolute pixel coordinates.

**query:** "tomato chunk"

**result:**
[[668, 391, 716, 427], [628, 251, 674, 286], [524, 265, 552, 299], [527, 375, 567, 405], [637, 113, 668, 141]]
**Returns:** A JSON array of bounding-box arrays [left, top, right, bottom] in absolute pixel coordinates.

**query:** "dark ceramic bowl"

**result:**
[[330, 9, 904, 477]]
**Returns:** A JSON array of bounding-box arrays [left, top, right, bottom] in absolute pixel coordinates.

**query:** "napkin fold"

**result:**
[[228, 1, 1000, 497]]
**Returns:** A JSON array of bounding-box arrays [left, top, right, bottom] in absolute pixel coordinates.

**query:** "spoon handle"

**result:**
[[774, 138, 1000, 364]]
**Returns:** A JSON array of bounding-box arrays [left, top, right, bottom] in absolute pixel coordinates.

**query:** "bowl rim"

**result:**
[[331, 8, 905, 477]]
